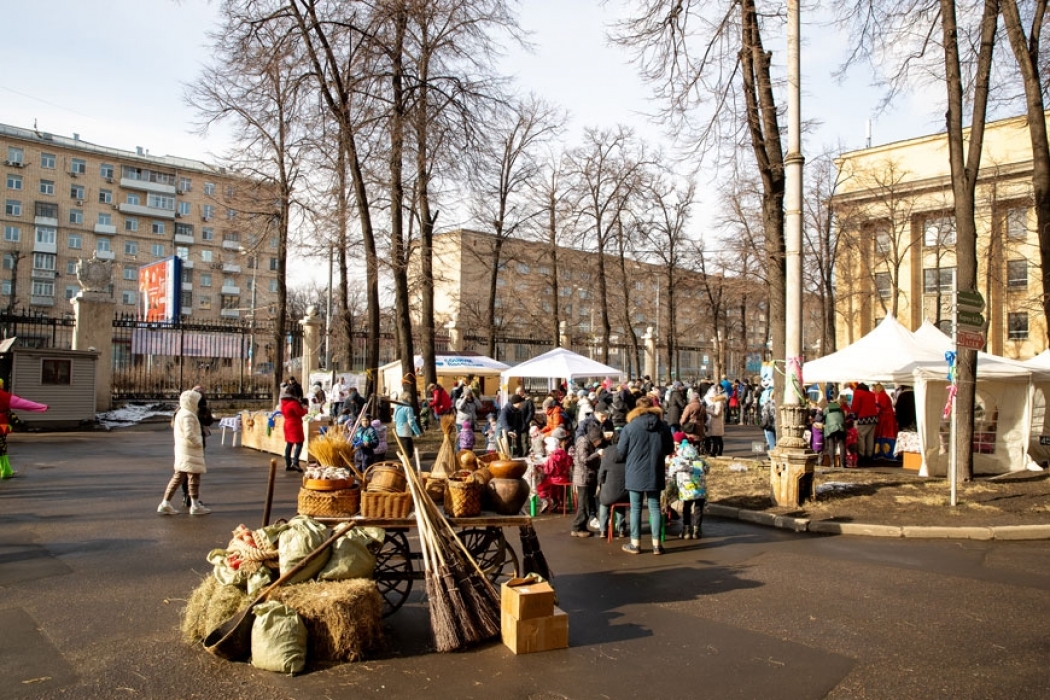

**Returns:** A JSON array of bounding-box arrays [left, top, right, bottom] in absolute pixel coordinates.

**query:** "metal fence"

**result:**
[[0, 308, 75, 350]]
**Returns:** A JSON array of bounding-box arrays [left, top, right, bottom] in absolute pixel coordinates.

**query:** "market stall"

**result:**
[[379, 353, 509, 398], [499, 347, 623, 397]]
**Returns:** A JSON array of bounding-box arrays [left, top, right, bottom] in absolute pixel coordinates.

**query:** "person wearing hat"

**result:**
[[617, 396, 674, 555], [570, 421, 607, 537], [515, 386, 535, 430], [665, 381, 687, 431], [455, 386, 480, 430], [576, 402, 614, 440], [497, 394, 528, 456], [308, 382, 326, 413]]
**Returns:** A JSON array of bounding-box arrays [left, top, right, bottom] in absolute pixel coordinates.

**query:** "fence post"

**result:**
[[73, 293, 116, 412]]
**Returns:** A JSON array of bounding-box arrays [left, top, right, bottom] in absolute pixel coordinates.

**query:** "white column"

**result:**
[[783, 0, 804, 408]]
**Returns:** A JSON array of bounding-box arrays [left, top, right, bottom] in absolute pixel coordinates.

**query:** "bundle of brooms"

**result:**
[[309, 431, 357, 473], [394, 436, 500, 652], [430, 412, 459, 480]]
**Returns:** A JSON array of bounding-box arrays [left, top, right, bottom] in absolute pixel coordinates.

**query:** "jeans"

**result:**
[[284, 441, 303, 469], [628, 490, 662, 543], [571, 484, 596, 532], [598, 503, 626, 536], [764, 429, 777, 450]]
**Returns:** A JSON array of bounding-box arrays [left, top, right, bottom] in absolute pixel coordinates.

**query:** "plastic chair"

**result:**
[[547, 478, 573, 516]]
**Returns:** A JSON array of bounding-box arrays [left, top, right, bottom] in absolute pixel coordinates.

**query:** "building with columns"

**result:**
[[832, 112, 1048, 357], [0, 122, 279, 323]]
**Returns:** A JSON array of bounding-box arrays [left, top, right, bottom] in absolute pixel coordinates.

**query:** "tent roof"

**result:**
[[379, 354, 509, 376], [1022, 349, 1050, 371], [802, 315, 946, 384], [910, 321, 1037, 380], [500, 347, 623, 383]]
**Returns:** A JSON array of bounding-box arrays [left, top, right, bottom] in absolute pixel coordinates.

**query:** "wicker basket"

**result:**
[[297, 486, 361, 518], [445, 478, 482, 517], [360, 490, 413, 519], [365, 462, 408, 493]]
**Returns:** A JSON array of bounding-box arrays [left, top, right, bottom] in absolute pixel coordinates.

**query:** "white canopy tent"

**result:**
[[1022, 350, 1050, 466], [499, 347, 623, 398], [379, 354, 510, 398], [803, 316, 1040, 475]]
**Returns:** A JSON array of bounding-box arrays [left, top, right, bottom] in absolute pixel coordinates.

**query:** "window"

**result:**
[[99, 163, 114, 179], [201, 227, 214, 241], [223, 231, 240, 243], [269, 279, 278, 293], [151, 243, 165, 257], [125, 217, 138, 232], [66, 260, 77, 275], [175, 223, 193, 237], [35, 202, 57, 219], [202, 204, 214, 220], [152, 221, 165, 235], [6, 146, 24, 165], [123, 267, 136, 281], [201, 250, 213, 263], [4, 225, 20, 242], [148, 194, 174, 210], [204, 182, 216, 196], [36, 226, 56, 244], [98, 213, 112, 226], [517, 263, 530, 274], [126, 193, 140, 206], [223, 276, 235, 288], [221, 295, 239, 310], [875, 272, 892, 298], [1007, 260, 1028, 288], [177, 201, 191, 216], [40, 153, 55, 169], [68, 209, 82, 225], [65, 285, 78, 300], [124, 240, 138, 255], [181, 268, 192, 284], [269, 257, 278, 271], [1, 280, 10, 295], [4, 199, 20, 216], [874, 223, 892, 255], [181, 291, 191, 309], [923, 267, 955, 294], [99, 189, 112, 204], [41, 359, 71, 385], [6, 174, 22, 190], [96, 239, 111, 253], [33, 252, 56, 271], [31, 280, 54, 297], [178, 177, 192, 192], [200, 273, 212, 287], [1005, 207, 1029, 240], [121, 290, 136, 305], [176, 246, 189, 261], [3, 253, 15, 269], [68, 233, 82, 249], [198, 294, 212, 310], [923, 215, 956, 247], [226, 208, 237, 220], [246, 255, 257, 269], [39, 180, 55, 195], [1008, 312, 1029, 340], [70, 158, 86, 175], [70, 183, 84, 199]]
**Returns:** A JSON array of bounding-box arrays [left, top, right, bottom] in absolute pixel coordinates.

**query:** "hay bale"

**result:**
[[271, 579, 384, 663], [180, 575, 251, 644]]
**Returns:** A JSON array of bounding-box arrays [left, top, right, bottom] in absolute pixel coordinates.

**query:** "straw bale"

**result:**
[[180, 575, 251, 644], [271, 578, 384, 663]]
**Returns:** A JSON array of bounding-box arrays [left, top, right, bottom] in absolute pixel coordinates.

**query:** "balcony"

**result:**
[[31, 269, 57, 280], [117, 202, 175, 219], [32, 240, 57, 254], [120, 177, 176, 196], [94, 223, 117, 235], [95, 250, 115, 261], [220, 308, 241, 318], [30, 295, 55, 307], [182, 282, 193, 292], [181, 260, 193, 269], [221, 285, 240, 296], [222, 262, 241, 273], [174, 233, 194, 245], [181, 306, 192, 316], [34, 215, 58, 227], [221, 240, 242, 251]]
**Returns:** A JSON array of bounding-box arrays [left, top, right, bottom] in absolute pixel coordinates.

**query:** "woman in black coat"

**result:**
[[597, 442, 628, 538], [616, 397, 675, 555]]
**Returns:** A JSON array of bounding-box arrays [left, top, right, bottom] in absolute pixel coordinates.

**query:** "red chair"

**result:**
[[547, 478, 573, 516]]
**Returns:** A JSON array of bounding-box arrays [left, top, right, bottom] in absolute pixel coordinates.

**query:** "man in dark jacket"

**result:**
[[664, 382, 687, 430], [497, 394, 528, 456], [616, 397, 674, 555], [576, 402, 614, 439], [597, 441, 628, 538], [515, 386, 536, 430]]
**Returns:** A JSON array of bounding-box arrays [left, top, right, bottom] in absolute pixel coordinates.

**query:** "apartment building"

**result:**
[[0, 123, 279, 322], [832, 112, 1048, 358], [419, 228, 777, 378]]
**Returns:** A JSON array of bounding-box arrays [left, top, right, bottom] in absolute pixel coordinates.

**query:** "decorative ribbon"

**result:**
[[943, 351, 957, 420]]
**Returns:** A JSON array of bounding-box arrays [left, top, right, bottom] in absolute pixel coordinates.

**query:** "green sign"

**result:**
[[957, 311, 986, 327], [957, 290, 985, 311]]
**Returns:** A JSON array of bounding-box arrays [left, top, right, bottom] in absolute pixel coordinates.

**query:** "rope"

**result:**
[[770, 358, 808, 403]]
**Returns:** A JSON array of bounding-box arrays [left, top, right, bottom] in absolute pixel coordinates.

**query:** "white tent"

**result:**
[[379, 354, 510, 398], [500, 347, 623, 396], [803, 316, 1039, 476], [1022, 350, 1050, 466]]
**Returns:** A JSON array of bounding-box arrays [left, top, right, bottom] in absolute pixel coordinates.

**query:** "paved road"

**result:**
[[1, 425, 1048, 699]]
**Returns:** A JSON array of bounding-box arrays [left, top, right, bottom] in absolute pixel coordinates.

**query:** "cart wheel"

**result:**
[[374, 530, 413, 617], [458, 527, 520, 584]]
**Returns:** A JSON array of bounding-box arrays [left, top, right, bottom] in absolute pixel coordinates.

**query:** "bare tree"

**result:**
[[802, 150, 845, 356]]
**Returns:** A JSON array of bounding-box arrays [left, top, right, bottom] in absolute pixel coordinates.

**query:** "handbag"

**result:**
[[682, 420, 697, 434]]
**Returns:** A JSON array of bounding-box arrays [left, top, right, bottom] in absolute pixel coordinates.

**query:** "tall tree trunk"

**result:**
[[415, 54, 437, 389], [547, 192, 561, 346], [336, 139, 351, 373]]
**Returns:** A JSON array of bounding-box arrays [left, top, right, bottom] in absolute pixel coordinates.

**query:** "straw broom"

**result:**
[[430, 413, 458, 479]]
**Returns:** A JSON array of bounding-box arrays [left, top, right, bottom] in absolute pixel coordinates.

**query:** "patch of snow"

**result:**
[[96, 402, 174, 429], [816, 481, 860, 496]]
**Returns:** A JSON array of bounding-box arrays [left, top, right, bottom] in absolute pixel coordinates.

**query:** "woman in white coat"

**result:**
[[704, 385, 727, 457], [158, 389, 210, 515]]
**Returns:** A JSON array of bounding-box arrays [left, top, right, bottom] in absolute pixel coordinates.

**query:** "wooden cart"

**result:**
[[314, 513, 534, 617]]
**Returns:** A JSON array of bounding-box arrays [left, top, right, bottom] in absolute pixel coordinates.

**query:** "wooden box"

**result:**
[[902, 451, 921, 472], [501, 607, 569, 654], [501, 578, 555, 620]]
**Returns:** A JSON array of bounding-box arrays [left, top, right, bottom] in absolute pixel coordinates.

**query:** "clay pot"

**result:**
[[487, 458, 527, 480], [486, 477, 531, 515]]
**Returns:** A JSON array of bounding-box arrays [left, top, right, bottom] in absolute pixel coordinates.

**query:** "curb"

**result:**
[[710, 507, 1050, 540]]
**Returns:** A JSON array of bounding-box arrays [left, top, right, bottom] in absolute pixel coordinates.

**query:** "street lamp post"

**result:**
[[240, 247, 258, 377]]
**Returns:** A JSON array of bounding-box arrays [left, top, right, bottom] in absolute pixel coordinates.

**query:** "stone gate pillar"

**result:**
[[299, 306, 323, 387], [642, 326, 656, 381], [71, 255, 115, 412], [559, 320, 571, 349]]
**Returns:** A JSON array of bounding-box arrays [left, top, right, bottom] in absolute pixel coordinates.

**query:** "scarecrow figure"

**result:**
[[0, 378, 48, 479]]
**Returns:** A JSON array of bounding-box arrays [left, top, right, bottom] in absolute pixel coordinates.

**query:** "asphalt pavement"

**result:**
[[1, 423, 1048, 700]]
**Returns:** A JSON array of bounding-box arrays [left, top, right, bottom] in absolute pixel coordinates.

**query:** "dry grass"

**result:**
[[180, 575, 250, 644], [270, 579, 384, 663]]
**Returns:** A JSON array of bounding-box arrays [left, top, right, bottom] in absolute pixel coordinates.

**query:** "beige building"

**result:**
[[833, 113, 1048, 358], [420, 228, 774, 379], [0, 123, 278, 323]]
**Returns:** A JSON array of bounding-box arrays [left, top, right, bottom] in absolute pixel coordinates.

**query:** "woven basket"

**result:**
[[297, 486, 360, 518], [360, 490, 413, 519], [365, 462, 408, 493], [445, 478, 482, 517]]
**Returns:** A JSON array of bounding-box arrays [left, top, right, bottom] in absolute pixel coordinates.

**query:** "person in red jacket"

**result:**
[[0, 379, 48, 479], [427, 382, 453, 417], [280, 386, 308, 472], [850, 382, 879, 463]]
